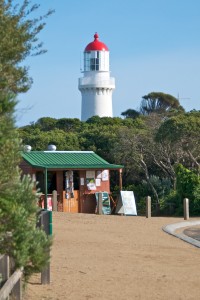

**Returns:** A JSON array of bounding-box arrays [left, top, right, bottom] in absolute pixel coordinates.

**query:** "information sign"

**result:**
[[115, 191, 137, 215]]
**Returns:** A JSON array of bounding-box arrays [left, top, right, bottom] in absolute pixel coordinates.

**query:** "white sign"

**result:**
[[101, 170, 109, 181], [115, 191, 137, 215], [95, 178, 101, 186]]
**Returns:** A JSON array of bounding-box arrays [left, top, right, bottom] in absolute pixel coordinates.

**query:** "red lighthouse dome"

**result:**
[[85, 33, 109, 52]]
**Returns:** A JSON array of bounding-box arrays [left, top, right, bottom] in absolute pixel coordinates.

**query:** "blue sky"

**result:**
[[16, 0, 200, 126]]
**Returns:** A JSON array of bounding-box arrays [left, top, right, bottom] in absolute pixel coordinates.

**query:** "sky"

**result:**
[[16, 0, 200, 126]]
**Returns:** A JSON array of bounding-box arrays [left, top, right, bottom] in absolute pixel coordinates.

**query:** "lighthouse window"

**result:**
[[84, 52, 91, 71], [90, 57, 100, 71], [96, 58, 99, 70], [90, 58, 95, 70]]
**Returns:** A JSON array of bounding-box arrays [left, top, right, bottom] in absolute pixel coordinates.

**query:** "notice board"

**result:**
[[95, 192, 111, 215], [115, 191, 137, 215]]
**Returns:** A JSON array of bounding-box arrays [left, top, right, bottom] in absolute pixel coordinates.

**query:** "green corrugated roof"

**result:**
[[21, 151, 123, 169]]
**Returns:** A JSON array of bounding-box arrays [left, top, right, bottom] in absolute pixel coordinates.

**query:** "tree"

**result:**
[[56, 118, 82, 132], [19, 128, 81, 151], [0, 0, 53, 93], [0, 0, 53, 279], [111, 121, 161, 204], [0, 92, 51, 278], [156, 111, 200, 175], [176, 164, 200, 214], [121, 108, 140, 119], [140, 92, 185, 115], [35, 117, 57, 131]]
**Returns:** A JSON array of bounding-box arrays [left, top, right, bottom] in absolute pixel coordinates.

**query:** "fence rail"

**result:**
[[0, 209, 52, 299], [0, 255, 23, 300]]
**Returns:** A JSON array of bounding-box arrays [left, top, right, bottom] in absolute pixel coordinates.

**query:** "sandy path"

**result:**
[[24, 213, 200, 300]]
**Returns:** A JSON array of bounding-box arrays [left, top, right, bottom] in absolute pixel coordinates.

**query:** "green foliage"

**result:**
[[56, 118, 82, 132], [0, 0, 53, 280], [0, 0, 54, 93], [176, 164, 200, 199], [35, 117, 57, 131], [0, 93, 51, 279], [141, 176, 171, 200], [176, 164, 200, 215], [156, 111, 200, 143], [121, 108, 140, 119], [193, 185, 200, 213], [20, 128, 81, 151], [18, 106, 200, 216], [140, 92, 184, 115]]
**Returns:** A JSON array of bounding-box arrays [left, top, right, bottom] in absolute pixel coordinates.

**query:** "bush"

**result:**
[[176, 164, 200, 215]]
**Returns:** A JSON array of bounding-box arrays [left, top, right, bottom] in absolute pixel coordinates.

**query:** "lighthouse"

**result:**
[[78, 33, 115, 121]]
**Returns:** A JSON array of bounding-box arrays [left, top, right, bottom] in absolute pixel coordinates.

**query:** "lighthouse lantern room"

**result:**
[[79, 33, 115, 121]]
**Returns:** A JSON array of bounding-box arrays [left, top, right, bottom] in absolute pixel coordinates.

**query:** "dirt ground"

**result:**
[[24, 213, 200, 300]]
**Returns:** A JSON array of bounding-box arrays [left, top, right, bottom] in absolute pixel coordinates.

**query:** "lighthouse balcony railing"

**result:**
[[78, 77, 115, 88]]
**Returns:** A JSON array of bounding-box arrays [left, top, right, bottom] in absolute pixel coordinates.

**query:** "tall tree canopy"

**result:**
[[140, 92, 185, 115], [156, 111, 200, 174], [0, 0, 53, 93], [121, 108, 140, 119]]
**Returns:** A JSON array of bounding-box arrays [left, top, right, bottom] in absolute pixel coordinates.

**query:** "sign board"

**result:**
[[41, 196, 52, 211], [95, 192, 111, 215], [115, 191, 137, 215]]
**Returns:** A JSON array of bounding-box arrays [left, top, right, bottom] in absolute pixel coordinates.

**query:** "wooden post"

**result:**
[[146, 196, 151, 218], [98, 193, 103, 215], [41, 263, 50, 285], [184, 198, 189, 220], [12, 277, 22, 300], [52, 190, 57, 212], [41, 210, 51, 285], [0, 255, 9, 288]]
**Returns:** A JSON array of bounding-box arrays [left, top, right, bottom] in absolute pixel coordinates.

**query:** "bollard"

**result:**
[[184, 198, 189, 220], [49, 211, 53, 236], [41, 210, 52, 285], [98, 193, 103, 215], [146, 196, 151, 218], [41, 263, 50, 285]]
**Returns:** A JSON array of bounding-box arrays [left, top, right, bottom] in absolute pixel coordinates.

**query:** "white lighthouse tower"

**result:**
[[79, 33, 115, 121]]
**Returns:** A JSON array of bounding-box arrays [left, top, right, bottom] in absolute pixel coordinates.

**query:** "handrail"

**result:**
[[0, 267, 23, 300], [0, 254, 23, 300]]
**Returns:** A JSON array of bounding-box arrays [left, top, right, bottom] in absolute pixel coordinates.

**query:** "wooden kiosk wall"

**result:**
[[20, 160, 111, 214]]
